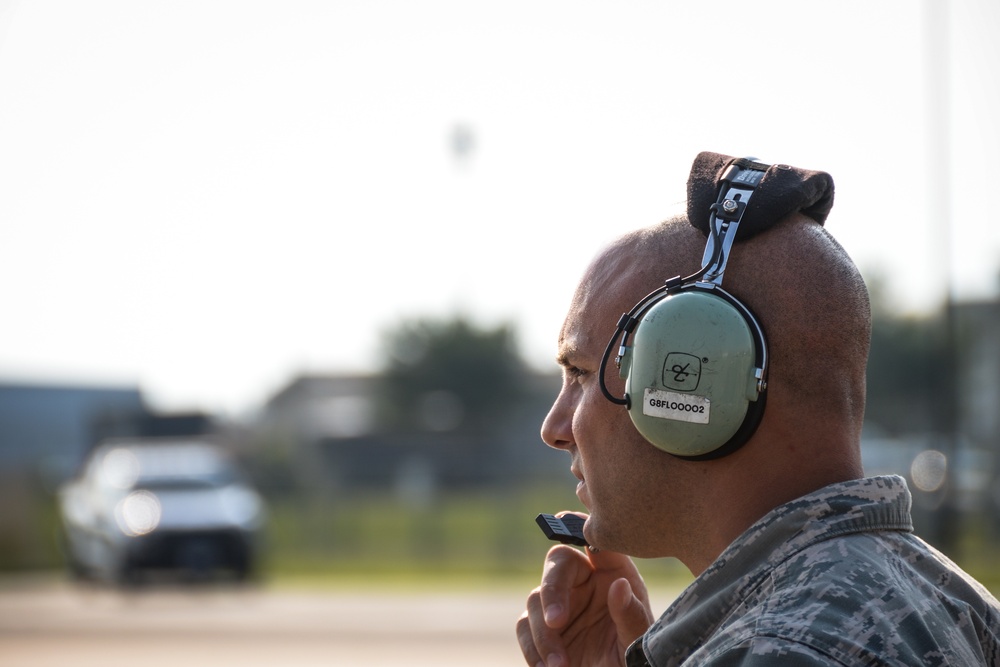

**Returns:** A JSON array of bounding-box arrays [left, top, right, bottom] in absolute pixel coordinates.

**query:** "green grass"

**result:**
[[7, 481, 1000, 601], [260, 485, 580, 575], [256, 485, 1000, 598], [256, 485, 693, 600]]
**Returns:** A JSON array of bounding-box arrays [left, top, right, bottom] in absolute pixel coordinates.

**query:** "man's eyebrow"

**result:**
[[555, 344, 579, 368]]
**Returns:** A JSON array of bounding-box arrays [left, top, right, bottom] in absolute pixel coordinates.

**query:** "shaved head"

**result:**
[[583, 213, 871, 431]]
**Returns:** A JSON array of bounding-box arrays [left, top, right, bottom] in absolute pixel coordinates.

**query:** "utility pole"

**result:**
[[925, 0, 961, 557]]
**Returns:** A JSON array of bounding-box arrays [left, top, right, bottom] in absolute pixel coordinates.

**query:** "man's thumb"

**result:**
[[607, 577, 653, 648]]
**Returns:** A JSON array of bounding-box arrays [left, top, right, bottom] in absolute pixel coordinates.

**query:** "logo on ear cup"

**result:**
[[662, 353, 701, 391]]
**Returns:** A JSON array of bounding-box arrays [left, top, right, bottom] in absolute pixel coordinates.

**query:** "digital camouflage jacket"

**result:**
[[626, 475, 1000, 666]]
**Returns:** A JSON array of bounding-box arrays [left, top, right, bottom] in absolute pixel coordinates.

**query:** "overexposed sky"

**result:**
[[1, 0, 998, 416]]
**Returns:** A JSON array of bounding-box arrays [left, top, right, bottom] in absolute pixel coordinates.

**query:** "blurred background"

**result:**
[[1, 0, 999, 662]]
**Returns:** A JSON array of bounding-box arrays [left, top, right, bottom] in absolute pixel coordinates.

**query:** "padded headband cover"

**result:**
[[686, 151, 835, 240]]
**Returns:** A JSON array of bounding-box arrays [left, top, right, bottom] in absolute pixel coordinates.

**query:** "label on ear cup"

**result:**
[[642, 388, 710, 424]]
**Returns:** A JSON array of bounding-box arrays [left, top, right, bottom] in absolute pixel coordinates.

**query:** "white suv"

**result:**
[[58, 439, 265, 584]]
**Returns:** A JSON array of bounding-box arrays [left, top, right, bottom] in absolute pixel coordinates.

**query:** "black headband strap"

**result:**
[[686, 151, 835, 241]]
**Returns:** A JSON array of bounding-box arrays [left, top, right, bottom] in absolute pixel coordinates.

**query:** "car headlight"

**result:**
[[220, 486, 264, 529], [115, 490, 162, 536]]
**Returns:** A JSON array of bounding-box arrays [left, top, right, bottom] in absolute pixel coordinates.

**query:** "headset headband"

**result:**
[[699, 157, 768, 286]]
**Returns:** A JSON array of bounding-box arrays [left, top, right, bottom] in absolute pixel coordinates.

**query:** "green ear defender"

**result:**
[[598, 157, 770, 460]]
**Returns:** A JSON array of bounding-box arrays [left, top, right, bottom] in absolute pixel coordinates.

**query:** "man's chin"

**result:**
[[584, 516, 641, 556]]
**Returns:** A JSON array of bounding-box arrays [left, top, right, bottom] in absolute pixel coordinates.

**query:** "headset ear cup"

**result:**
[[623, 287, 767, 459]]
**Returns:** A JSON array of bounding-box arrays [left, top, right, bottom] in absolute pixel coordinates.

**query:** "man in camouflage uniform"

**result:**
[[516, 196, 1000, 665]]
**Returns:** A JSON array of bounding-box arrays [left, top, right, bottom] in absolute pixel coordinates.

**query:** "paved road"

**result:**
[[0, 576, 683, 667], [0, 578, 523, 666]]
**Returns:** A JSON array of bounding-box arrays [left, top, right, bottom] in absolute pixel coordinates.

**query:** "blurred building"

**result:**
[[0, 381, 146, 485], [252, 372, 565, 498]]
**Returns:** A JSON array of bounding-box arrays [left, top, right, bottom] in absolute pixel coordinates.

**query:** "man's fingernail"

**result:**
[[546, 654, 564, 667], [543, 604, 562, 624]]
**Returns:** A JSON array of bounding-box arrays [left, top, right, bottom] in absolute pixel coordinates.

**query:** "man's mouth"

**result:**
[[571, 467, 590, 507]]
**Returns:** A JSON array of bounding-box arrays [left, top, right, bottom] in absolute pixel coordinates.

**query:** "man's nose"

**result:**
[[540, 389, 574, 451]]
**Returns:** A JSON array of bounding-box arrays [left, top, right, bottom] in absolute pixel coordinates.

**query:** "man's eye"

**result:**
[[566, 366, 588, 382]]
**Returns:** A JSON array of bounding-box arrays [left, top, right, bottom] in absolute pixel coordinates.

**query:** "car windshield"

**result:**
[[97, 442, 240, 491], [137, 473, 237, 491]]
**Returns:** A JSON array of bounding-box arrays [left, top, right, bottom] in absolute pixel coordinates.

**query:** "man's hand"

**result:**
[[516, 533, 653, 667]]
